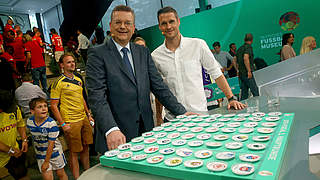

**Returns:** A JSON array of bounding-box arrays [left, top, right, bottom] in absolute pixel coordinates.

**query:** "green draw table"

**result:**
[[100, 112, 294, 180]]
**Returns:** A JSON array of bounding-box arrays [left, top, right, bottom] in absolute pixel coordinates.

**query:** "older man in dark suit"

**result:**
[[86, 5, 192, 153]]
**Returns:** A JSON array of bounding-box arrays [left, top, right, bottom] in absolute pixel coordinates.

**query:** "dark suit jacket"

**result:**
[[86, 39, 186, 153]]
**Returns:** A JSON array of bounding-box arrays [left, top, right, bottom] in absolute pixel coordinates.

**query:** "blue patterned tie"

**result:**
[[121, 47, 135, 78]]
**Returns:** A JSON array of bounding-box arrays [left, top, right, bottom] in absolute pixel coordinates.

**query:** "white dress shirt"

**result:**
[[112, 39, 135, 74], [152, 35, 222, 118], [105, 39, 135, 138], [77, 33, 90, 50]]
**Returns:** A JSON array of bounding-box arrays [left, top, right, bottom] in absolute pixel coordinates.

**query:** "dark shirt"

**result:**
[[236, 43, 254, 77], [228, 50, 237, 77], [229, 49, 236, 57]]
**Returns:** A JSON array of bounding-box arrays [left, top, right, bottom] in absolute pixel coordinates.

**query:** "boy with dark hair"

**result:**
[[27, 97, 68, 180], [0, 89, 29, 180]]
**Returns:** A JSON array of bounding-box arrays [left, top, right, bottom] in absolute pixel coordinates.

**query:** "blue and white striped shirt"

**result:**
[[27, 116, 62, 160]]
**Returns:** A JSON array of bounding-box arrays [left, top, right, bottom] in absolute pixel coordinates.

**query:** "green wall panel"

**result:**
[[139, 0, 319, 66]]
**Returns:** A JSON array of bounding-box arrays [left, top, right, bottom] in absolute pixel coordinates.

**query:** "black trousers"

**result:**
[[80, 49, 88, 65]]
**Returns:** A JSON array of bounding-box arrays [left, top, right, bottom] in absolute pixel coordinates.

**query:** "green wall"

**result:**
[[139, 0, 320, 65]]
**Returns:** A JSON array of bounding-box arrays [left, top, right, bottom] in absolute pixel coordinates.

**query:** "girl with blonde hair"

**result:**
[[300, 36, 317, 55]]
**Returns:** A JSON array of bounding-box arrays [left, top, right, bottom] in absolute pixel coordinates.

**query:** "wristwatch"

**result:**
[[7, 147, 14, 154], [228, 95, 238, 102]]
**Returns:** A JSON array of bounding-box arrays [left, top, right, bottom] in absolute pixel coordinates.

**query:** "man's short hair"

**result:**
[[157, 6, 179, 22], [133, 37, 145, 43], [59, 52, 76, 64], [229, 43, 235, 49], [212, 42, 220, 48], [111, 5, 135, 22], [23, 34, 32, 42], [22, 73, 33, 82], [244, 33, 253, 42], [29, 97, 47, 110]]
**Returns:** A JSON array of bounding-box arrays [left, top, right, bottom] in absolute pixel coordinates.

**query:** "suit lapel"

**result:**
[[107, 40, 136, 86]]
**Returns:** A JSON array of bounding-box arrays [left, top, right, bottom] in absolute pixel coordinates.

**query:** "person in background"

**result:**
[[32, 27, 39, 37], [133, 37, 146, 47], [94, 26, 105, 45], [235, 33, 259, 100], [281, 33, 296, 61], [229, 43, 237, 57], [14, 25, 21, 32], [300, 36, 317, 55], [25, 30, 34, 38], [27, 98, 68, 180], [50, 28, 65, 63], [0, 89, 29, 180], [76, 29, 90, 65], [66, 36, 78, 54], [0, 46, 17, 78], [4, 30, 16, 45], [212, 41, 234, 78], [32, 31, 44, 48], [4, 19, 15, 34], [23, 34, 48, 94], [7, 30, 26, 75], [15, 73, 47, 118], [228, 43, 238, 78]]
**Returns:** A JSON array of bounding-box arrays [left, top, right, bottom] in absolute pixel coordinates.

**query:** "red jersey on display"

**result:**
[[6, 37, 25, 62], [51, 34, 64, 52], [24, 41, 45, 69]]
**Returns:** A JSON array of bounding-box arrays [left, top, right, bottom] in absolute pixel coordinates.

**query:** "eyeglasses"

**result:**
[[113, 21, 134, 27]]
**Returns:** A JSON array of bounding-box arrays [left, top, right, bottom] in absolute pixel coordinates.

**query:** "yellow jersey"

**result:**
[[0, 107, 25, 167], [51, 74, 86, 123]]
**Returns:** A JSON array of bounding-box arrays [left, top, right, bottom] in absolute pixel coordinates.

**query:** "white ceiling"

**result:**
[[0, 0, 61, 14]]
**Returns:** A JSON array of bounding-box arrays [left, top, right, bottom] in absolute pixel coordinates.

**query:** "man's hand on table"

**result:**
[[227, 100, 247, 110], [106, 130, 126, 150]]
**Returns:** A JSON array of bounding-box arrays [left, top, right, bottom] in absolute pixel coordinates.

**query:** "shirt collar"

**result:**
[[62, 73, 74, 80], [163, 34, 184, 53], [112, 38, 131, 54], [22, 82, 33, 85]]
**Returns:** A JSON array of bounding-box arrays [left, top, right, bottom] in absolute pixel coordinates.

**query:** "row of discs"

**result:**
[[175, 112, 282, 120], [152, 123, 277, 133], [165, 116, 281, 124], [105, 148, 258, 175]]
